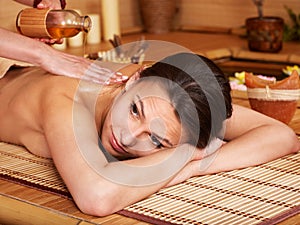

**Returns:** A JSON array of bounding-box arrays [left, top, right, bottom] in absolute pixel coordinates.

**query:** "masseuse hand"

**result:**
[[36, 0, 62, 9], [1, 25, 126, 84], [39, 45, 130, 84], [34, 0, 64, 45], [117, 63, 142, 81]]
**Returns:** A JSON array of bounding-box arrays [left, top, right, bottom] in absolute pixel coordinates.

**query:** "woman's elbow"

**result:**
[[74, 186, 121, 217], [281, 126, 300, 154], [80, 200, 115, 217], [290, 135, 300, 154]]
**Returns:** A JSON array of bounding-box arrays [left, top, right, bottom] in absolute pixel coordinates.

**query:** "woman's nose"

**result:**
[[120, 128, 137, 147], [120, 123, 149, 148]]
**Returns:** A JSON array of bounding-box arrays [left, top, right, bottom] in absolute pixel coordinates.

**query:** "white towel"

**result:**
[[0, 57, 32, 78]]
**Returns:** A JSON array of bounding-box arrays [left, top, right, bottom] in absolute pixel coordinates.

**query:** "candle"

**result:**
[[87, 14, 101, 44], [101, 0, 120, 41], [68, 33, 83, 47]]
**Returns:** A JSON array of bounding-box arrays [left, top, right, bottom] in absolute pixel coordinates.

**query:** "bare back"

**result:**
[[0, 67, 79, 157]]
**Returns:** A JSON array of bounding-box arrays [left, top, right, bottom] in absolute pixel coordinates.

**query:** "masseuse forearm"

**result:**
[[0, 28, 50, 66]]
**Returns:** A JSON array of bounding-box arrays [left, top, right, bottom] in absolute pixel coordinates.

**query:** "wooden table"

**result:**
[[1, 32, 300, 225]]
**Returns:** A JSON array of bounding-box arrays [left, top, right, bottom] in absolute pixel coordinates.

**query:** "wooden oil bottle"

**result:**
[[16, 8, 91, 39]]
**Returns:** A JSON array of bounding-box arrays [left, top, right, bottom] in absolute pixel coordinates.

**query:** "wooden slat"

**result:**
[[0, 180, 146, 225], [0, 195, 81, 225]]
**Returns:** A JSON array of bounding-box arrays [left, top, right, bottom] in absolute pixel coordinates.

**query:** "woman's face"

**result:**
[[101, 80, 185, 160]]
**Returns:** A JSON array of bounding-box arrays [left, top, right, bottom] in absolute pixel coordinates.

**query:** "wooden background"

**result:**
[[1, 0, 300, 38]]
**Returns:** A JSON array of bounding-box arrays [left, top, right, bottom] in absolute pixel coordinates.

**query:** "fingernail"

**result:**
[[37, 3, 45, 8]]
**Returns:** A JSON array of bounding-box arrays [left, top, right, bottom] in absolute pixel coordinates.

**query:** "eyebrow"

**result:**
[[137, 95, 145, 118], [137, 95, 174, 147]]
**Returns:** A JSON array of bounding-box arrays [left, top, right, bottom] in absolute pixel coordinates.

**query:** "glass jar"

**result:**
[[16, 8, 91, 39]]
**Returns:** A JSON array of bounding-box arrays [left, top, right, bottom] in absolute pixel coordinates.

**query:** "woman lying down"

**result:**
[[0, 52, 299, 216]]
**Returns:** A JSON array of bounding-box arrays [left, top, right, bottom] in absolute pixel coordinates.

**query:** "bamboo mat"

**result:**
[[1, 142, 300, 225]]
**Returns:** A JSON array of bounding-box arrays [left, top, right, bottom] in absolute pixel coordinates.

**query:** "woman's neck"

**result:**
[[95, 84, 124, 134]]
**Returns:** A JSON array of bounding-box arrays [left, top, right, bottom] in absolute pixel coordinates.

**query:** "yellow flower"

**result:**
[[282, 65, 300, 75], [233, 71, 246, 84]]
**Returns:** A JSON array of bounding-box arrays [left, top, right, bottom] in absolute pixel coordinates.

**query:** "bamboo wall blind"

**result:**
[[1, 0, 300, 35]]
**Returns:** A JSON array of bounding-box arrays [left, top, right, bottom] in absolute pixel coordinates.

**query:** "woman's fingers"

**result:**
[[81, 65, 128, 85], [37, 0, 62, 9], [108, 72, 129, 84], [34, 38, 63, 45], [192, 149, 205, 160], [43, 48, 132, 85]]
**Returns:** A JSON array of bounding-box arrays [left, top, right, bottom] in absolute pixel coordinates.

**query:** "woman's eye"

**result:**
[[150, 134, 163, 148], [130, 102, 139, 117]]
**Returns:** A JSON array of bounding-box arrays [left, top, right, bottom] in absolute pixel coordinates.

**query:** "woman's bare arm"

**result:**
[[0, 28, 124, 84], [166, 104, 300, 186], [42, 95, 194, 216], [204, 104, 300, 171]]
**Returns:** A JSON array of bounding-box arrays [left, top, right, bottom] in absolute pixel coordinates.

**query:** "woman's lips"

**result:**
[[110, 132, 128, 154]]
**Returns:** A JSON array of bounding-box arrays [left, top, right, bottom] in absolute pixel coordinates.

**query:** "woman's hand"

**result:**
[[117, 63, 142, 80], [35, 0, 62, 9], [39, 47, 129, 84], [167, 104, 300, 187], [13, 0, 63, 44], [164, 139, 225, 187], [1, 27, 127, 84], [165, 145, 206, 187], [35, 0, 64, 45]]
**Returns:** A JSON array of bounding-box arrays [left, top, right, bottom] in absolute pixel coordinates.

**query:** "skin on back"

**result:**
[[0, 65, 196, 216], [0, 67, 80, 157]]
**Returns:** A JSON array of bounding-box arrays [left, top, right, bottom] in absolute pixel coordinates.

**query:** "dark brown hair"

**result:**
[[139, 53, 232, 148]]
